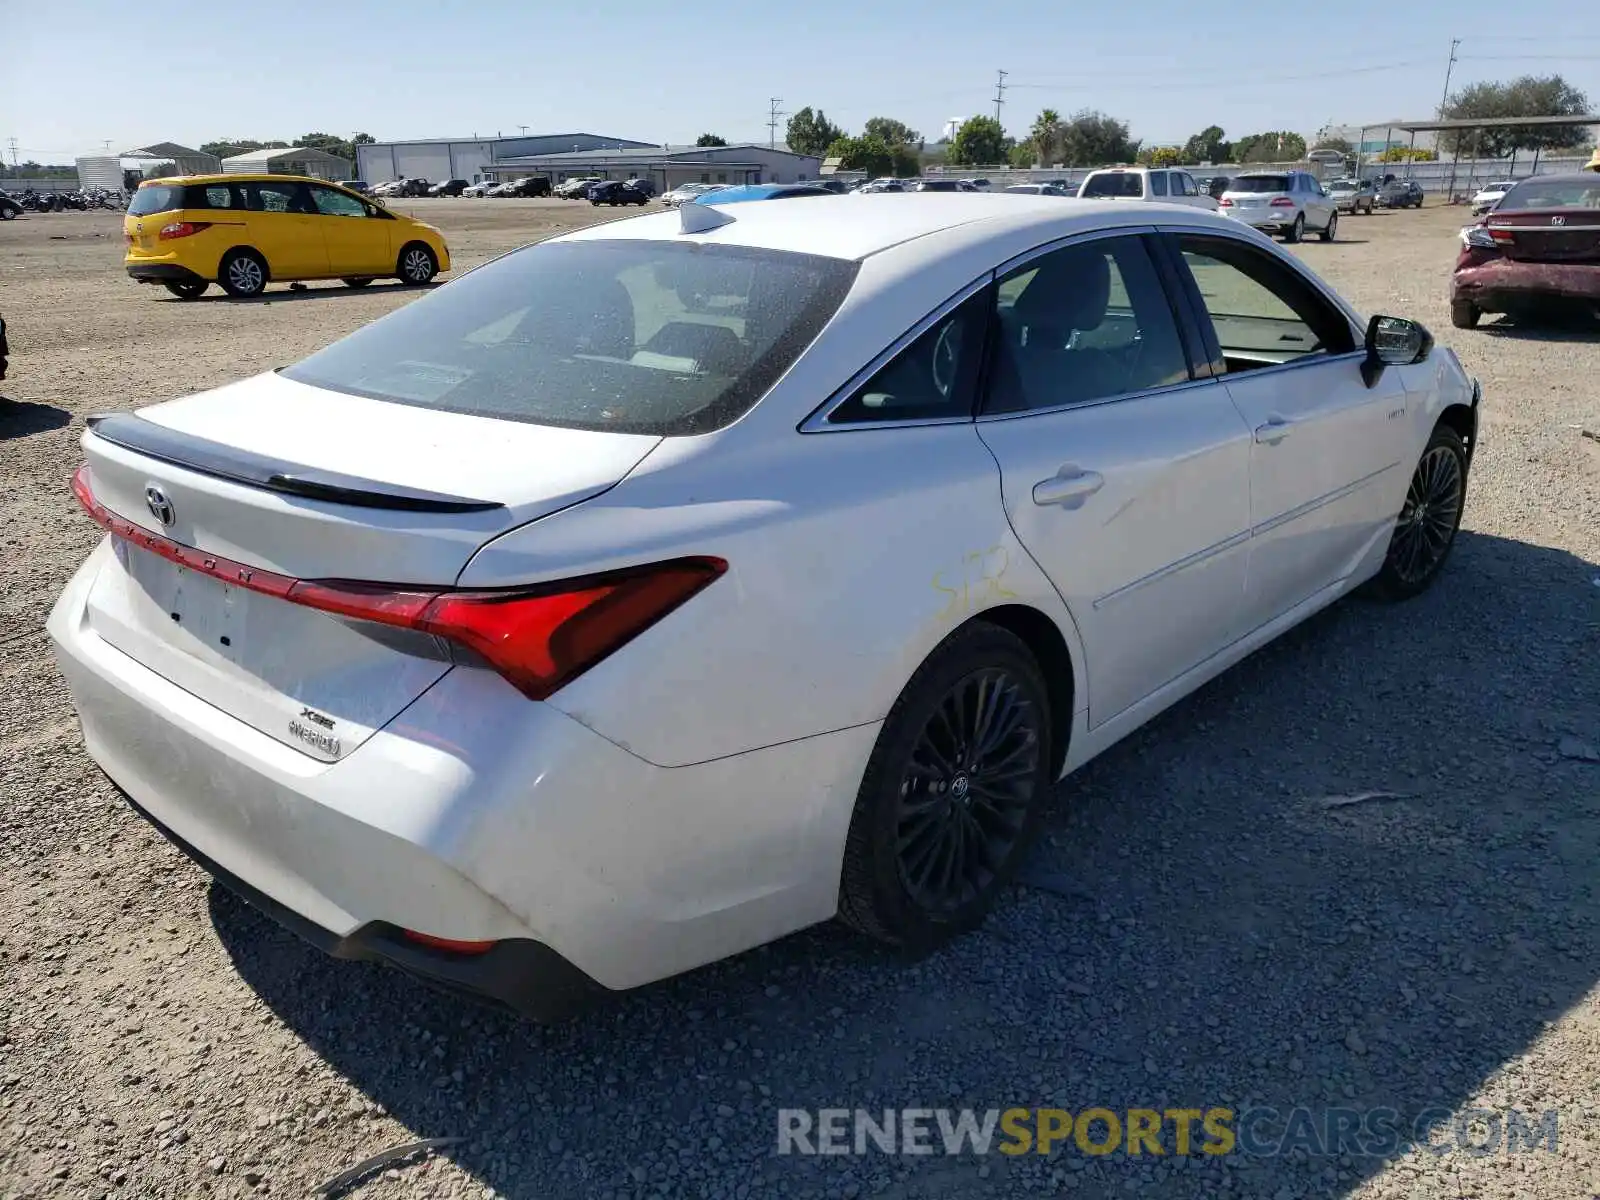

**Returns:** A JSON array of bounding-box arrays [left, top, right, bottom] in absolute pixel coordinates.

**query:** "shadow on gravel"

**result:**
[[0, 398, 72, 438], [214, 529, 1600, 1200], [1478, 313, 1600, 341], [157, 282, 440, 305]]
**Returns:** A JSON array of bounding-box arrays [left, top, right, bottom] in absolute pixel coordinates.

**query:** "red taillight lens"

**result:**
[[158, 221, 210, 240], [1488, 227, 1515, 243], [70, 464, 725, 700], [1269, 197, 1296, 207], [1218, 197, 1233, 207]]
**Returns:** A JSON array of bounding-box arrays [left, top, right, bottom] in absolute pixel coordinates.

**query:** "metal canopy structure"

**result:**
[[1385, 114, 1600, 133], [122, 142, 221, 176], [1349, 114, 1600, 199]]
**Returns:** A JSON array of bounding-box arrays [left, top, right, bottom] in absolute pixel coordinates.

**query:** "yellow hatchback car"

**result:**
[[124, 174, 451, 299]]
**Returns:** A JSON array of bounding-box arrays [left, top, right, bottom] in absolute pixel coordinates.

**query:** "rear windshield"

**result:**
[[1080, 172, 1143, 198], [128, 185, 183, 216], [281, 240, 858, 436], [1229, 176, 1291, 193], [1496, 178, 1600, 211]]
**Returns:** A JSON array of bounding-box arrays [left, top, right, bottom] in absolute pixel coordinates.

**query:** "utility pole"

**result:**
[[518, 125, 529, 136], [768, 98, 785, 149], [6, 138, 18, 169], [1436, 38, 1460, 119], [993, 70, 1008, 125]]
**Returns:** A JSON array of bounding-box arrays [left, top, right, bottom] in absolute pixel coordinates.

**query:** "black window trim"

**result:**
[[1155, 224, 1367, 383], [797, 275, 995, 433]]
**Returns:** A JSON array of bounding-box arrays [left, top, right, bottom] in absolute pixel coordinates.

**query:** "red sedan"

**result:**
[[1451, 172, 1600, 328]]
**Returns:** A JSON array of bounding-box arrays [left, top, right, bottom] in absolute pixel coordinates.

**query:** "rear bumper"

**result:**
[[127, 262, 208, 285], [115, 779, 601, 1021], [48, 539, 871, 1004], [1452, 260, 1600, 311]]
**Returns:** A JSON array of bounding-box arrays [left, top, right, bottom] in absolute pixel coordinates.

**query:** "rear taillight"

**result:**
[[1218, 197, 1233, 207], [70, 465, 725, 700], [1460, 225, 1500, 250], [158, 221, 210, 240], [1269, 197, 1296, 207]]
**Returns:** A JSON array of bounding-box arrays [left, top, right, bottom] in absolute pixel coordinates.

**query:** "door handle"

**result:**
[[1254, 416, 1293, 445], [1032, 469, 1105, 508]]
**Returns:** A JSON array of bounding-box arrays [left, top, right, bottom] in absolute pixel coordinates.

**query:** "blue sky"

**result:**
[[5, 0, 1599, 161]]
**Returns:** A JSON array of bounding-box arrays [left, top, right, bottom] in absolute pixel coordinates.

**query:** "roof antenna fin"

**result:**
[[680, 203, 736, 234]]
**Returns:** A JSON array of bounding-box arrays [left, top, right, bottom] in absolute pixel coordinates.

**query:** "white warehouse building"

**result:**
[[485, 143, 824, 192], [355, 133, 657, 185]]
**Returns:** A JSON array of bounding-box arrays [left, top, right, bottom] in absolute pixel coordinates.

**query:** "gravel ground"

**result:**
[[2, 198, 1597, 1200]]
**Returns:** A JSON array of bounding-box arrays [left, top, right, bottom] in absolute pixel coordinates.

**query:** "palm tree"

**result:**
[[1030, 109, 1062, 166]]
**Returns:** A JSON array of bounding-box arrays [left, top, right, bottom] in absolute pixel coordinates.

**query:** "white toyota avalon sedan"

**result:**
[[50, 194, 1480, 1020]]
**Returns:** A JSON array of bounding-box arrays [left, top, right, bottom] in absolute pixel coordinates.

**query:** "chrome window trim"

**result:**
[[977, 374, 1220, 423], [993, 224, 1159, 278], [798, 274, 994, 433]]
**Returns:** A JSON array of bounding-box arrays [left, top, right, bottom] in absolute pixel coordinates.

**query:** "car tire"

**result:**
[[836, 622, 1053, 950], [397, 243, 438, 286], [1284, 214, 1304, 243], [1450, 298, 1481, 329], [0, 204, 16, 221], [218, 249, 268, 298], [1319, 212, 1338, 242], [1365, 423, 1469, 602], [341, 278, 374, 288], [162, 280, 209, 300]]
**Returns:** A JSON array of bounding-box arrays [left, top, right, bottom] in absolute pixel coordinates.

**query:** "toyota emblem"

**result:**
[[144, 485, 175, 527]]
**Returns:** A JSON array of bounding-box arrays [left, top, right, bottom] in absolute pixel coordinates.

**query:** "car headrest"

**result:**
[[643, 321, 745, 374], [1011, 246, 1112, 334]]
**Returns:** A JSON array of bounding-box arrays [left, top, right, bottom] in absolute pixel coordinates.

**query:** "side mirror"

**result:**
[[1361, 314, 1432, 387], [370, 196, 387, 209]]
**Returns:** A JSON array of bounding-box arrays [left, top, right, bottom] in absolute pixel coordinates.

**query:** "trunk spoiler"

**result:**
[[84, 413, 504, 514]]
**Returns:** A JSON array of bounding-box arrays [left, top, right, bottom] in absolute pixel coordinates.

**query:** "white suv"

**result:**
[[1219, 171, 1338, 242], [1076, 167, 1218, 209]]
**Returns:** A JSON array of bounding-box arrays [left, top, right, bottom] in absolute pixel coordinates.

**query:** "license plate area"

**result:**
[[119, 538, 248, 664]]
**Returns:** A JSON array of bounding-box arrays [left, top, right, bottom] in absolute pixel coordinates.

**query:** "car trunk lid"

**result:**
[[77, 371, 660, 760], [1486, 208, 1600, 263]]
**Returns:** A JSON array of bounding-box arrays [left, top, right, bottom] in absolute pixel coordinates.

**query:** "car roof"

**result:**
[[553, 193, 1243, 262], [138, 173, 348, 187]]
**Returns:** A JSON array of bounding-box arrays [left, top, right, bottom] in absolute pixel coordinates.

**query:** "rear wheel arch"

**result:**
[[954, 604, 1077, 780], [216, 245, 269, 283]]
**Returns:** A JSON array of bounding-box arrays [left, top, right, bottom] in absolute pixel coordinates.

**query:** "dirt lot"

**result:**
[[2, 198, 1598, 1200]]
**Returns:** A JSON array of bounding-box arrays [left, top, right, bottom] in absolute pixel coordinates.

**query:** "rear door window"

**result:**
[[1149, 172, 1169, 197], [185, 183, 241, 209], [986, 235, 1192, 413], [245, 181, 313, 214]]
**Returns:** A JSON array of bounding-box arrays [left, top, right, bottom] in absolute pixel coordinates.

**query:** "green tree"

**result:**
[[1441, 75, 1590, 157], [863, 117, 921, 147], [1029, 109, 1062, 165], [785, 107, 845, 157], [1009, 142, 1037, 168], [827, 134, 894, 177], [1377, 146, 1437, 162], [1179, 125, 1230, 164], [1058, 110, 1140, 166], [889, 144, 921, 177], [695, 133, 728, 147], [948, 116, 1008, 166], [1310, 135, 1354, 156], [1233, 131, 1306, 163]]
